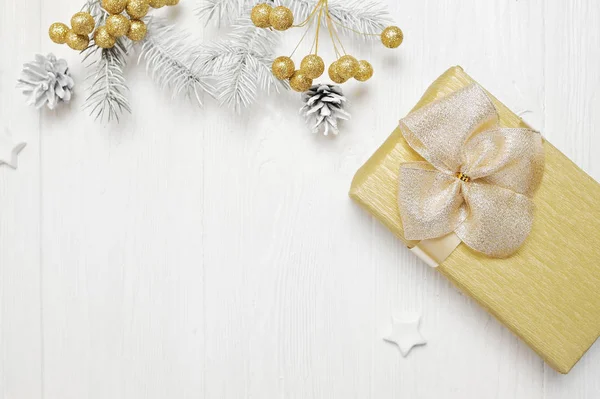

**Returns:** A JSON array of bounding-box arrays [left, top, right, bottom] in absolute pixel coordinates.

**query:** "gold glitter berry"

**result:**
[[49, 22, 70, 44], [272, 56, 296, 80], [106, 14, 131, 37], [269, 6, 294, 31], [289, 70, 313, 92], [70, 12, 95, 36], [381, 26, 404, 49], [251, 3, 273, 28], [354, 60, 374, 82], [300, 54, 325, 79], [127, 19, 148, 41]]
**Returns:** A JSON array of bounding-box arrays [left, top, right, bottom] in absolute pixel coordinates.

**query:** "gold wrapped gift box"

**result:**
[[350, 66, 600, 374]]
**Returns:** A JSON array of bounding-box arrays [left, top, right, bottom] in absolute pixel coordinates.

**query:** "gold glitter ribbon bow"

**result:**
[[398, 84, 545, 258]]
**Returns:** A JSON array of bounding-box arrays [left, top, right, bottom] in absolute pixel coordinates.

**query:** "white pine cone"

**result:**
[[17, 53, 75, 110], [300, 84, 350, 136]]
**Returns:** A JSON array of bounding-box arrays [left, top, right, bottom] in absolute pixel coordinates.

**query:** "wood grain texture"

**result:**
[[0, 0, 42, 398], [0, 0, 598, 398]]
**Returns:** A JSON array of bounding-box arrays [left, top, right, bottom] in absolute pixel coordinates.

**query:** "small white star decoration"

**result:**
[[0, 129, 26, 169], [384, 313, 427, 357]]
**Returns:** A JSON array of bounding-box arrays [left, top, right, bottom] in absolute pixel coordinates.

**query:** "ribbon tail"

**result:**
[[456, 182, 535, 258]]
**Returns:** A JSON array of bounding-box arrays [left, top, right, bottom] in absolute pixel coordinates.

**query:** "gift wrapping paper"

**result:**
[[350, 66, 600, 374]]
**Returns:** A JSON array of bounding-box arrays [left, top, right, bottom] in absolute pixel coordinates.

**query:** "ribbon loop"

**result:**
[[397, 84, 545, 258]]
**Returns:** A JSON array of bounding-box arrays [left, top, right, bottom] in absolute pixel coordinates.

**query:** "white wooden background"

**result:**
[[2, 0, 600, 398]]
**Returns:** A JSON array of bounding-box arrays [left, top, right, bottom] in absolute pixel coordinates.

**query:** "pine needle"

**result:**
[[194, 15, 289, 111], [80, 0, 131, 123], [82, 38, 132, 123], [196, 0, 247, 25], [279, 0, 391, 38], [140, 18, 215, 106]]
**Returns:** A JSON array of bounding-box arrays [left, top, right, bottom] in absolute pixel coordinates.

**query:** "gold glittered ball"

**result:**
[[381, 26, 404, 48], [94, 26, 116, 48], [149, 0, 167, 8], [66, 30, 90, 51], [272, 56, 295, 80], [106, 14, 131, 37], [251, 3, 273, 28], [269, 6, 294, 31], [127, 19, 148, 41], [127, 0, 150, 19], [337, 55, 359, 80], [49, 22, 70, 44], [289, 70, 313, 92], [328, 62, 347, 84], [300, 54, 325, 79], [102, 0, 127, 14], [70, 12, 95, 35], [354, 60, 374, 82], [165, 0, 179, 4]]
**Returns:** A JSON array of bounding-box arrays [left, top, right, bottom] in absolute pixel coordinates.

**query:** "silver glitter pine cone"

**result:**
[[17, 53, 75, 110], [300, 84, 350, 136]]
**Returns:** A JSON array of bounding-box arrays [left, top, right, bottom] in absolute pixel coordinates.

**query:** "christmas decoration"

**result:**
[[40, 0, 202, 123], [381, 25, 403, 48], [300, 83, 349, 135], [196, 0, 392, 111], [0, 129, 27, 170], [71, 12, 96, 35], [94, 25, 117, 48], [49, 0, 180, 53], [290, 70, 313, 92], [17, 53, 75, 110], [37, 0, 393, 125], [66, 30, 91, 51], [50, 11, 94, 50], [140, 18, 214, 106], [251, 0, 403, 92], [349, 66, 600, 374], [149, 0, 167, 8], [83, 38, 131, 122], [49, 22, 70, 44], [78, 0, 131, 122], [126, 0, 150, 19], [383, 314, 427, 357], [106, 14, 131, 37], [269, 6, 294, 31], [102, 0, 127, 15], [328, 62, 346, 84], [127, 19, 147, 41], [300, 54, 325, 79], [194, 13, 287, 111], [250, 3, 273, 28], [272, 56, 296, 80], [354, 60, 373, 82]]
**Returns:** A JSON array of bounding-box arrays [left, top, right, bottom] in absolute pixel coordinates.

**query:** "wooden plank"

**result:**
[[2, 0, 599, 398], [39, 3, 206, 399], [0, 0, 42, 397]]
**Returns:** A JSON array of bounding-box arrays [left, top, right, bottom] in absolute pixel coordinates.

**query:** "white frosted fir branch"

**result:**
[[84, 0, 109, 25], [82, 38, 132, 123], [197, 0, 391, 37], [326, 0, 391, 37], [140, 18, 216, 106], [194, 15, 289, 111], [196, 0, 249, 24], [81, 0, 132, 122]]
